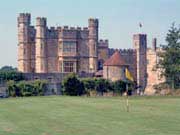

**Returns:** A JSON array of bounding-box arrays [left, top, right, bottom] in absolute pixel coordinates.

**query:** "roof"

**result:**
[[103, 51, 127, 66]]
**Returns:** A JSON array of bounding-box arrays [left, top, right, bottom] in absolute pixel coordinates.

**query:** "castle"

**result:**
[[18, 13, 108, 74], [18, 13, 164, 94]]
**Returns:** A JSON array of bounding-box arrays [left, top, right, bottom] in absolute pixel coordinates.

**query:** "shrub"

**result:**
[[7, 80, 47, 97], [62, 73, 85, 96], [81, 78, 96, 94], [113, 80, 126, 95], [95, 79, 110, 95]]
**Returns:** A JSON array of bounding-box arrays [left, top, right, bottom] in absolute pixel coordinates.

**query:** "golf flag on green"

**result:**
[[125, 68, 134, 82]]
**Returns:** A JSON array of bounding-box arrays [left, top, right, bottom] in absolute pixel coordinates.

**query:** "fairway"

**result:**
[[0, 96, 180, 135]]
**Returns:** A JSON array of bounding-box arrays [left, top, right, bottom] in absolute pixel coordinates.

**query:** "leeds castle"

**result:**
[[18, 13, 164, 94]]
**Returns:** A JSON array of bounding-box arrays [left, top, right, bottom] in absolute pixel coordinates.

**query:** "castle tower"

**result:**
[[88, 18, 99, 73], [152, 38, 157, 51], [133, 34, 147, 93], [18, 13, 31, 72], [35, 17, 48, 73]]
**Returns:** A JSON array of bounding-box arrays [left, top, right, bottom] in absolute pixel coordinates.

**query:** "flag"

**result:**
[[125, 68, 134, 82], [139, 23, 142, 28]]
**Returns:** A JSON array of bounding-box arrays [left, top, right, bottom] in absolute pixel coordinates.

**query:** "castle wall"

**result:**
[[103, 66, 126, 82], [119, 49, 137, 82], [29, 26, 36, 72], [133, 34, 147, 91], [18, 13, 33, 73], [18, 13, 103, 74], [17, 13, 166, 95], [35, 17, 48, 73], [77, 29, 90, 73], [88, 19, 98, 72], [98, 39, 109, 70], [46, 28, 58, 72], [108, 49, 137, 81], [145, 48, 165, 95]]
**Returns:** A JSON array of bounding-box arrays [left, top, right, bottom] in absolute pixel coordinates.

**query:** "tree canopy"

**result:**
[[158, 23, 180, 89]]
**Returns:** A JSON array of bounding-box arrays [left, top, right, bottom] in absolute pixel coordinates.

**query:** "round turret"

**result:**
[[88, 18, 99, 72]]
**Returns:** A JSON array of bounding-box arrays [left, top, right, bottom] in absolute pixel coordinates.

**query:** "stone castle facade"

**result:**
[[18, 13, 108, 74], [18, 13, 164, 94]]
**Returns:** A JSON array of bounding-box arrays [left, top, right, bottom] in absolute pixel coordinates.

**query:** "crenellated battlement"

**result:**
[[50, 27, 55, 30], [19, 13, 31, 17], [62, 26, 69, 30], [88, 18, 99, 27], [58, 26, 89, 32], [98, 39, 109, 48], [18, 13, 101, 74], [109, 48, 136, 54], [36, 17, 47, 26], [119, 49, 136, 53], [18, 13, 31, 25], [47, 27, 58, 39], [99, 39, 108, 43]]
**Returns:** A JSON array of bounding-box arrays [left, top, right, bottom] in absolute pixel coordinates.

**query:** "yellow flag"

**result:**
[[125, 68, 134, 82]]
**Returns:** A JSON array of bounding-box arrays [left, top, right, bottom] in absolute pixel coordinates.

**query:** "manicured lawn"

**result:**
[[0, 96, 180, 135]]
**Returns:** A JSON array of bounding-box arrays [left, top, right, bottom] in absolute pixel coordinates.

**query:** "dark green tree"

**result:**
[[0, 71, 24, 82], [62, 73, 85, 96], [113, 80, 126, 95], [95, 79, 110, 95], [158, 23, 180, 89], [0, 66, 17, 72], [81, 78, 96, 93]]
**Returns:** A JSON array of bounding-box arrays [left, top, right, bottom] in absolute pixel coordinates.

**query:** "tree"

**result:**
[[33, 80, 47, 96], [95, 79, 110, 95], [7, 80, 47, 97], [0, 66, 17, 72], [113, 80, 126, 95], [158, 23, 180, 89], [7, 80, 16, 97], [0, 71, 24, 82], [81, 78, 96, 93], [62, 73, 85, 96]]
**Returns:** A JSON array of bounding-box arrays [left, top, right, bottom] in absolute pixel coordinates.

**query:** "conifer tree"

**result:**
[[158, 23, 180, 89]]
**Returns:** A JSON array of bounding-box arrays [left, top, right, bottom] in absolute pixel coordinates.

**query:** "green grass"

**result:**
[[0, 96, 180, 135]]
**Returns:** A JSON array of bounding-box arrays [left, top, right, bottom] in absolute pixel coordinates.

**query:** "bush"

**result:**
[[7, 80, 47, 97], [81, 78, 96, 94], [80, 78, 131, 96], [7, 80, 19, 97], [62, 73, 85, 96], [113, 80, 126, 95], [95, 79, 111, 95]]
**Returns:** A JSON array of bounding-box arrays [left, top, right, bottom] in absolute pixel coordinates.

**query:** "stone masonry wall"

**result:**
[[108, 48, 137, 82], [18, 13, 106, 74], [145, 48, 165, 95]]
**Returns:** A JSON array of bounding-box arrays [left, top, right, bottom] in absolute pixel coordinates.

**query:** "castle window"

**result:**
[[63, 61, 74, 73], [63, 41, 76, 53]]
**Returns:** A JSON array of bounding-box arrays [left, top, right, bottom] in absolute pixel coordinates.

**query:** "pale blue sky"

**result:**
[[0, 0, 179, 67]]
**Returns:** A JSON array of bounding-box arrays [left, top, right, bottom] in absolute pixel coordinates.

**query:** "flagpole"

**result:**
[[126, 83, 129, 112]]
